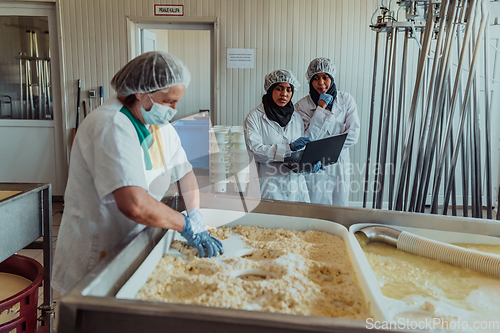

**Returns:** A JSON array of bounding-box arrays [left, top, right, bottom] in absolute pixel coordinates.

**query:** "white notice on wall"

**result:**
[[227, 49, 255, 69]]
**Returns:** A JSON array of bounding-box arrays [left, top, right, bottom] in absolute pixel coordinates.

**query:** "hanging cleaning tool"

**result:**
[[88, 89, 96, 112], [357, 225, 500, 279], [82, 100, 87, 119], [76, 79, 81, 130], [100, 86, 103, 106]]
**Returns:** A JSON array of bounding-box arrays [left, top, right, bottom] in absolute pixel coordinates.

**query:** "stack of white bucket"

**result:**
[[228, 126, 250, 193], [209, 125, 250, 193], [209, 125, 231, 193]]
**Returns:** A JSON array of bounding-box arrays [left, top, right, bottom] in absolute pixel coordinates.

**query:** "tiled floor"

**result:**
[[16, 200, 64, 332]]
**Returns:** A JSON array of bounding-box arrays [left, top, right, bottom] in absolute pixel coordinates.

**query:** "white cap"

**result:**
[[305, 58, 336, 82], [111, 51, 191, 96], [264, 69, 300, 92]]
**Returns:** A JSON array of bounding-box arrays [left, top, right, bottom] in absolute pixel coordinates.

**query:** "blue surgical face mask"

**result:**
[[140, 94, 177, 126]]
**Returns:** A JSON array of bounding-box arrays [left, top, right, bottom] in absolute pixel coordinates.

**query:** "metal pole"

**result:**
[[440, 9, 488, 215], [456, 25, 469, 217], [482, 0, 493, 219], [373, 32, 392, 208], [447, 71, 458, 216], [45, 31, 52, 119], [376, 29, 398, 209], [470, 13, 483, 218], [394, 1, 436, 211], [389, 28, 409, 210], [363, 31, 380, 208], [19, 53, 23, 119], [416, 0, 459, 213], [430, 0, 478, 213], [409, 0, 450, 212]]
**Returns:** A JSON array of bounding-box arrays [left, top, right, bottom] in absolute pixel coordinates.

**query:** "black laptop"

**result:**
[[283, 133, 348, 173]]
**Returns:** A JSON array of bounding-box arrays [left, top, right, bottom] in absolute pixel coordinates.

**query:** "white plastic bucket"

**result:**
[[211, 152, 229, 163], [230, 143, 247, 150], [211, 172, 228, 182], [210, 162, 229, 173], [214, 180, 229, 193], [231, 163, 250, 174]]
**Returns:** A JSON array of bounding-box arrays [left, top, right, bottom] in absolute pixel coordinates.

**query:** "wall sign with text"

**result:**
[[226, 49, 255, 69], [154, 5, 184, 16]]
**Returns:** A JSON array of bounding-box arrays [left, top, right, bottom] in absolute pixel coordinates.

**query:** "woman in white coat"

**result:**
[[52, 52, 222, 295], [244, 69, 320, 203], [295, 58, 360, 206]]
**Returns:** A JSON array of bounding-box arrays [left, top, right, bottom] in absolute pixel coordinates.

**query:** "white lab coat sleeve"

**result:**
[[92, 117, 148, 200], [342, 94, 360, 149], [304, 106, 331, 140], [244, 112, 290, 163]]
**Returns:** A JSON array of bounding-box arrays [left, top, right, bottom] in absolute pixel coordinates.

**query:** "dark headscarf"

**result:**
[[309, 74, 337, 111], [262, 83, 295, 127]]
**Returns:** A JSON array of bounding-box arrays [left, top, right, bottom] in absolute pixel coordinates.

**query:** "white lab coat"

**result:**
[[52, 96, 192, 295], [295, 92, 360, 206], [244, 103, 310, 203]]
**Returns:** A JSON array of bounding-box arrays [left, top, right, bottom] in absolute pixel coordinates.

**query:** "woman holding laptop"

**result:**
[[244, 69, 321, 203], [295, 58, 360, 206]]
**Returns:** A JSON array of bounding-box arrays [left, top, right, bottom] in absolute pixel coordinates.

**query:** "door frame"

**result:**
[[126, 16, 219, 126], [0, 1, 67, 195]]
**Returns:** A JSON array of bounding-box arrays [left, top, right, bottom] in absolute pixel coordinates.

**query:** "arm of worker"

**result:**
[[113, 186, 223, 257], [113, 185, 185, 231], [177, 170, 200, 212], [243, 111, 291, 163]]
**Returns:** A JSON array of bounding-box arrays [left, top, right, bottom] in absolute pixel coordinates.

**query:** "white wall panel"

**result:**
[[54, 0, 500, 205], [56, 0, 382, 204]]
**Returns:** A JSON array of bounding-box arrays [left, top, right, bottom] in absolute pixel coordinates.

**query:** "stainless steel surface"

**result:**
[[0, 183, 45, 262], [357, 226, 401, 247], [0, 182, 54, 332], [58, 194, 500, 333]]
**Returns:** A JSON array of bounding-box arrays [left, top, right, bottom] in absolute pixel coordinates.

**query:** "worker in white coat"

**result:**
[[53, 52, 223, 295], [244, 69, 321, 203], [295, 58, 360, 206]]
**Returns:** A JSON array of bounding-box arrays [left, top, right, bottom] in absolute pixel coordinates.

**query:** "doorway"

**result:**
[[138, 27, 211, 122], [129, 18, 217, 124]]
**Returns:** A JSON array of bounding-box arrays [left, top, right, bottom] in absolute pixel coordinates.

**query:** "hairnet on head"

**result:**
[[111, 51, 191, 96], [264, 69, 300, 92], [305, 58, 336, 83]]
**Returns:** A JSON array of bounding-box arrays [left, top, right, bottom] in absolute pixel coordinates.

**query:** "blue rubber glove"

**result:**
[[290, 137, 313, 151], [311, 161, 324, 173], [304, 161, 324, 174], [319, 93, 334, 106], [180, 209, 224, 258]]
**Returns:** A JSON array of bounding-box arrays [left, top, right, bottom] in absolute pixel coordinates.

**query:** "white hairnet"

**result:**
[[264, 69, 300, 92], [305, 58, 336, 82], [111, 51, 191, 96]]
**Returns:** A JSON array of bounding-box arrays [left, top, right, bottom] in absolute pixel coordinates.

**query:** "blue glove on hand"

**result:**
[[319, 93, 334, 106], [180, 209, 224, 258], [304, 161, 324, 174], [290, 137, 313, 151], [311, 160, 324, 173]]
